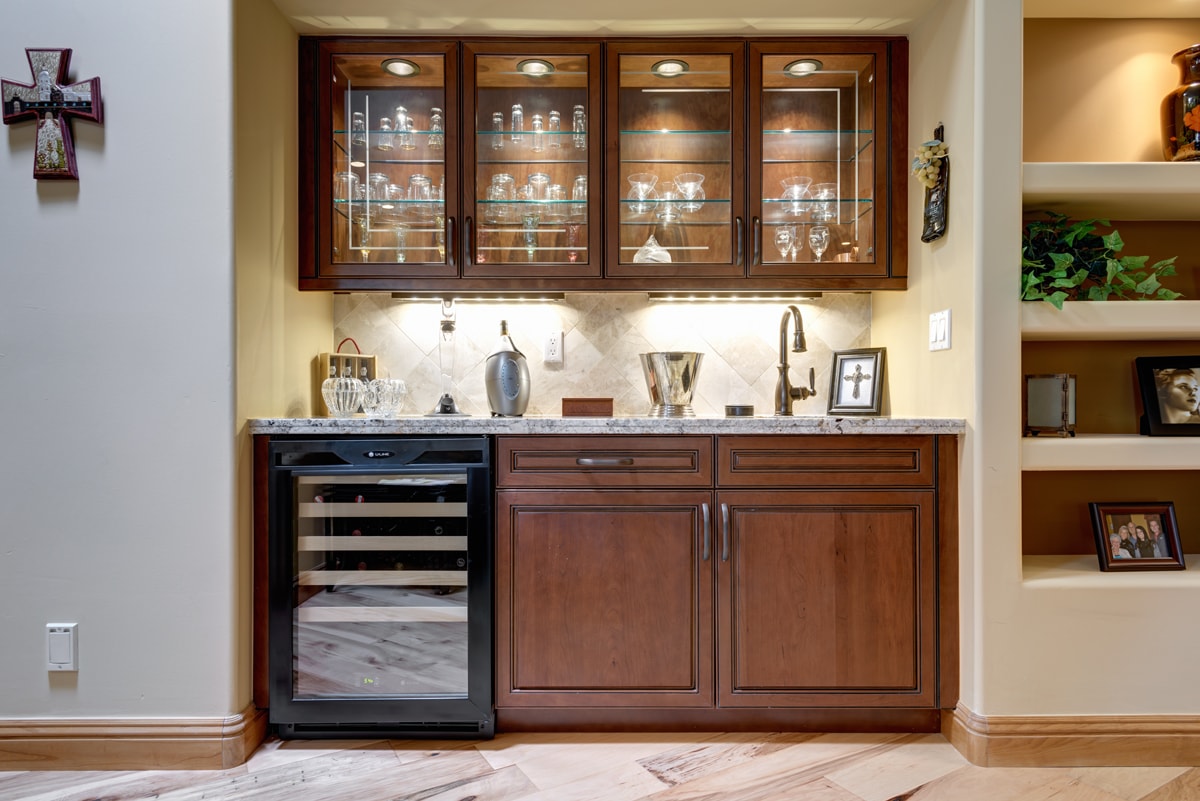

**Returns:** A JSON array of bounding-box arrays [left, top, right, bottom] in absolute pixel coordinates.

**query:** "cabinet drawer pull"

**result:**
[[575, 457, 634, 466], [702, 502, 711, 561], [446, 215, 457, 268], [721, 502, 730, 562]]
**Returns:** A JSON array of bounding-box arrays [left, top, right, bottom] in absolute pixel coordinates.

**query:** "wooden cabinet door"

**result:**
[[715, 489, 937, 708], [496, 489, 714, 707], [300, 39, 461, 289]]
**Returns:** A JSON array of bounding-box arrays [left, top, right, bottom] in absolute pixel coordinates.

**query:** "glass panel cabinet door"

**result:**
[[463, 43, 602, 278], [606, 43, 746, 278], [304, 41, 459, 283], [750, 42, 891, 278]]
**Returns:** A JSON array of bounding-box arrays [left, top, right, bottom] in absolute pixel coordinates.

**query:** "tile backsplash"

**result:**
[[332, 292, 871, 417]]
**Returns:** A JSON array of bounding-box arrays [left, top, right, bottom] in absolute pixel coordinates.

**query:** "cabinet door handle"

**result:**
[[735, 216, 745, 267], [446, 216, 457, 268], [702, 502, 711, 561], [464, 215, 474, 265], [721, 502, 730, 562], [575, 457, 634, 466], [751, 216, 761, 267]]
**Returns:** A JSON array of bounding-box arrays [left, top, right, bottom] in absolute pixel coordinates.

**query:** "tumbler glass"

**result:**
[[334, 171, 359, 201]]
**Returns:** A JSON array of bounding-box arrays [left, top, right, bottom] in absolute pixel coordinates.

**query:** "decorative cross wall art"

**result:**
[[2, 48, 103, 180]]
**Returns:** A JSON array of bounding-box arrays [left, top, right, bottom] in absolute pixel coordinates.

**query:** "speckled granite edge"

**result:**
[[248, 416, 966, 436]]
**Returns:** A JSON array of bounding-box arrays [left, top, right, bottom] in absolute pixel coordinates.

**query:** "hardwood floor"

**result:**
[[1, 731, 1196, 801]]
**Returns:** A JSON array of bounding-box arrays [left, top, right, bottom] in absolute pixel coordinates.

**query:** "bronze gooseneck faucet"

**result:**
[[774, 305, 816, 416]]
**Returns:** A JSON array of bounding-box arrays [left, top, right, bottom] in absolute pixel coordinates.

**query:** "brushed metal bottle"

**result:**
[[484, 320, 530, 417]]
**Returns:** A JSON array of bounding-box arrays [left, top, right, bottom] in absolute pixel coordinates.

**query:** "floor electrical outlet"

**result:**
[[544, 331, 564, 365]]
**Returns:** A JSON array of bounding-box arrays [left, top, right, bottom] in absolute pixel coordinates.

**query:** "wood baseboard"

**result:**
[[946, 703, 1200, 766], [0, 703, 268, 771]]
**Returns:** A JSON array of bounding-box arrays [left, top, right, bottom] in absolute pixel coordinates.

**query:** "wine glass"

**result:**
[[565, 221, 583, 263], [808, 225, 830, 262], [773, 225, 796, 263]]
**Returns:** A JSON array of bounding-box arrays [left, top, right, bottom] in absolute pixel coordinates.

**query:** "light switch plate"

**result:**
[[929, 309, 951, 351], [47, 622, 78, 671]]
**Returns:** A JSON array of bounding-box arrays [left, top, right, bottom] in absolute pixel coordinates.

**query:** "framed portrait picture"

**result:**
[[827, 347, 885, 416], [1134, 356, 1200, 436], [1088, 502, 1185, 572]]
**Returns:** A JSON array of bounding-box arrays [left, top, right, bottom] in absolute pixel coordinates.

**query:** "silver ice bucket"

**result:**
[[639, 351, 704, 417]]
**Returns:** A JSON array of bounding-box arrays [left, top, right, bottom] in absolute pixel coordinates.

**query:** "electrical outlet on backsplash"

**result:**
[[332, 293, 872, 417]]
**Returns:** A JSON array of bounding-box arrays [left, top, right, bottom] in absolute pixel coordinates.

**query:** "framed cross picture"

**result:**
[[827, 347, 885, 416]]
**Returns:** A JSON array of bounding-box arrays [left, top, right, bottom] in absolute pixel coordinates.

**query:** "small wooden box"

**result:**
[[562, 397, 614, 417]]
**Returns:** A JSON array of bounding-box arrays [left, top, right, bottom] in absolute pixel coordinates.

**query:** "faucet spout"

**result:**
[[774, 305, 816, 416]]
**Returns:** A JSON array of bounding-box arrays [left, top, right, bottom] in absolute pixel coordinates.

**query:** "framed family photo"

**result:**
[[827, 347, 885, 416], [1134, 356, 1200, 436], [1088, 502, 1185, 572]]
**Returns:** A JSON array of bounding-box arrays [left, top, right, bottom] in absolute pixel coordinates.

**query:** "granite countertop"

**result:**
[[248, 415, 966, 436]]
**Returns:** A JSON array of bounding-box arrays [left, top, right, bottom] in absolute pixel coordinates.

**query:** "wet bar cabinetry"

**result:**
[[493, 434, 957, 731], [299, 37, 907, 293]]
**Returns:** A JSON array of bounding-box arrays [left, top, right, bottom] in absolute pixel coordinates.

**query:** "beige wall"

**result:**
[[0, 0, 238, 717], [234, 0, 333, 705]]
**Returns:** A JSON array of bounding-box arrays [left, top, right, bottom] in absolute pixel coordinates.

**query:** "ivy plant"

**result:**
[[1021, 212, 1182, 310]]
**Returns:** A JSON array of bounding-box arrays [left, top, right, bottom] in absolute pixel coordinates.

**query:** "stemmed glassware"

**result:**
[[780, 176, 813, 218], [673, 173, 705, 213], [808, 225, 830, 262], [773, 225, 796, 262], [627, 172, 659, 214]]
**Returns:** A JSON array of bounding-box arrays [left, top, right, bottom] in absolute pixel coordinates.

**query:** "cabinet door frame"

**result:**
[[461, 41, 604, 279], [604, 39, 748, 280], [300, 38, 461, 288], [715, 488, 938, 708], [748, 38, 907, 282], [495, 488, 716, 708]]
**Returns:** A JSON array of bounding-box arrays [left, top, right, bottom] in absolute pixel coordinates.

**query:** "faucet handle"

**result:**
[[791, 367, 817, 401]]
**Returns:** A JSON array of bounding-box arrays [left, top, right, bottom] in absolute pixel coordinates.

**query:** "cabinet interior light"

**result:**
[[652, 59, 689, 78], [381, 58, 420, 77], [784, 59, 823, 76], [517, 59, 555, 76]]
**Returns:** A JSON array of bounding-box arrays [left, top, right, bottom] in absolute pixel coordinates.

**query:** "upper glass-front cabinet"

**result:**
[[749, 41, 897, 280], [463, 43, 602, 279], [302, 40, 460, 285], [606, 43, 746, 278]]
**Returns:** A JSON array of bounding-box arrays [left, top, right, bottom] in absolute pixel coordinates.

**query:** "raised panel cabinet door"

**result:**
[[716, 490, 937, 708], [495, 489, 715, 708]]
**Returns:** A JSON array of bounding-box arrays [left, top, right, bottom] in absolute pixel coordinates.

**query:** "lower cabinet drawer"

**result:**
[[496, 435, 713, 488], [717, 434, 936, 488]]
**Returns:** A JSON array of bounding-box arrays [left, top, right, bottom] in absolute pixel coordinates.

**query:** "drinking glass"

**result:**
[[527, 172, 550, 200], [656, 188, 681, 222], [367, 172, 389, 200], [334, 171, 359, 201], [408, 174, 433, 218], [572, 104, 586, 149], [375, 117, 395, 151], [571, 175, 588, 220], [548, 110, 562, 149], [544, 184, 566, 222], [511, 103, 524, 143], [774, 225, 796, 262], [351, 111, 366, 147], [393, 223, 408, 263], [428, 107, 444, 150], [521, 209, 541, 261], [394, 106, 414, 150], [565, 221, 583, 263], [808, 225, 830, 262], [781, 175, 813, 217], [811, 182, 838, 222], [627, 172, 658, 214], [491, 111, 505, 150], [530, 113, 545, 153], [673, 173, 705, 212], [491, 173, 516, 223]]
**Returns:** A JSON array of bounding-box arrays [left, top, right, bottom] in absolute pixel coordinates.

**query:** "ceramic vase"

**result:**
[[1161, 43, 1200, 162]]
